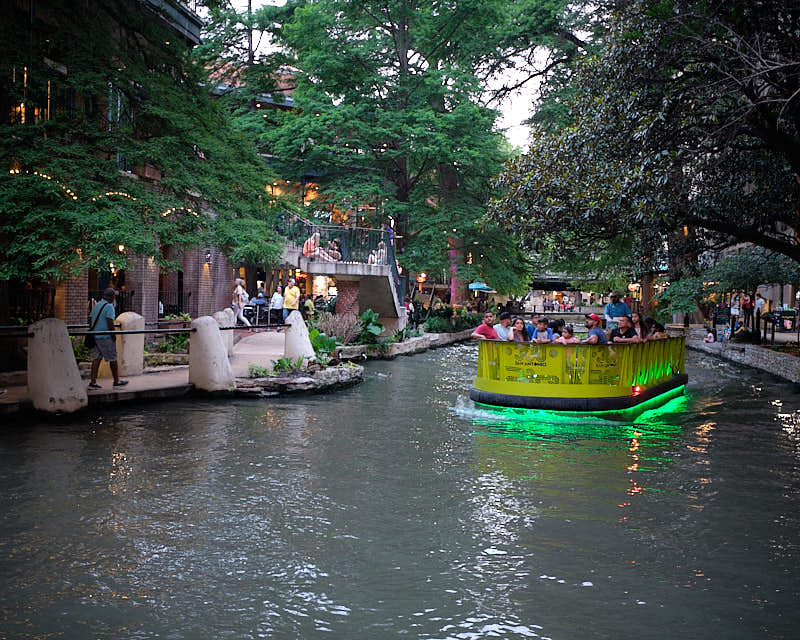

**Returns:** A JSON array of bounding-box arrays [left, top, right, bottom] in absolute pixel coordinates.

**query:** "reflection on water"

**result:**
[[1, 345, 800, 639]]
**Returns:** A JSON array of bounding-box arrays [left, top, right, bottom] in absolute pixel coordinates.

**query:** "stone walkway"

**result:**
[[0, 329, 287, 415]]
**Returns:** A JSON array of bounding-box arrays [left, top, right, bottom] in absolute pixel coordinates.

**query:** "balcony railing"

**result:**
[[279, 212, 406, 307], [280, 213, 390, 264]]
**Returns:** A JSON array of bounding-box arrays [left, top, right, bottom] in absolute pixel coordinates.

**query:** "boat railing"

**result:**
[[475, 337, 685, 397]]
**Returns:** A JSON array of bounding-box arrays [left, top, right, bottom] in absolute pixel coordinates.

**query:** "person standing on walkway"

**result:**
[[303, 293, 316, 321], [88, 288, 128, 390], [283, 278, 301, 321], [604, 291, 631, 332], [232, 278, 251, 327], [269, 284, 284, 325]]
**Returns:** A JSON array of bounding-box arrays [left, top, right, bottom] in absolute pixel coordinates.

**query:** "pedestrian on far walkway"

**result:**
[[232, 278, 251, 327], [283, 278, 301, 321], [88, 288, 128, 390], [269, 284, 284, 325]]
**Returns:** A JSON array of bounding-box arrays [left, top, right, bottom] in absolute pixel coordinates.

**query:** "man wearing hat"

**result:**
[[603, 291, 631, 331], [88, 288, 128, 390], [581, 313, 608, 344]]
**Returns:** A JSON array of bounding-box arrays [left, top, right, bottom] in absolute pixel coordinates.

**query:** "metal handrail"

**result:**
[[0, 323, 290, 340]]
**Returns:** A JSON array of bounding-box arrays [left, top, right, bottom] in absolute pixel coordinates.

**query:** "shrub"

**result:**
[[271, 356, 305, 373], [155, 333, 189, 353], [71, 336, 92, 362], [357, 308, 384, 344], [315, 311, 362, 345], [393, 327, 422, 341], [424, 316, 453, 333], [430, 304, 454, 319], [453, 312, 482, 331], [308, 328, 341, 363], [248, 364, 276, 378]]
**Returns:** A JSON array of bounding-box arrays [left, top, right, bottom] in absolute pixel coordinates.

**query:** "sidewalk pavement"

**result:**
[[1, 328, 286, 415]]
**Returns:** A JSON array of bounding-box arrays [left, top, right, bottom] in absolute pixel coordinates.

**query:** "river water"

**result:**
[[1, 345, 799, 639]]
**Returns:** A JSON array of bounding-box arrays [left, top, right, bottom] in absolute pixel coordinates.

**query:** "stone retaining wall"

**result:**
[[687, 339, 800, 384], [336, 328, 475, 361], [235, 364, 363, 396]]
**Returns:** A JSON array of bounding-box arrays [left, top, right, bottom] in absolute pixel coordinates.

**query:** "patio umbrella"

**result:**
[[469, 282, 493, 291]]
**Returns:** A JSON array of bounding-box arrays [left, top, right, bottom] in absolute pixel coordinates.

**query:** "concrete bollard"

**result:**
[[28, 318, 88, 413], [212, 310, 234, 356], [189, 316, 235, 392], [284, 310, 315, 362], [115, 312, 145, 376]]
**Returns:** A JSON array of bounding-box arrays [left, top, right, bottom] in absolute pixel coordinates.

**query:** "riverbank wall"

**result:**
[[687, 337, 800, 384], [337, 328, 474, 360]]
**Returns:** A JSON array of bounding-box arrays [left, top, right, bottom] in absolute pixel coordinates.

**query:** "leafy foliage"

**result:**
[[0, 0, 287, 281], [357, 308, 384, 344], [203, 0, 599, 294], [490, 0, 800, 275], [248, 364, 277, 378], [271, 356, 305, 373], [308, 328, 341, 361], [423, 316, 453, 333]]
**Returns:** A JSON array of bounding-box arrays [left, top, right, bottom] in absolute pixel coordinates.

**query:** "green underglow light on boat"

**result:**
[[474, 385, 687, 425], [469, 387, 688, 444]]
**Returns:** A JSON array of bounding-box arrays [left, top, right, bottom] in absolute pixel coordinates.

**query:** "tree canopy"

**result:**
[[489, 0, 800, 281], [200, 0, 598, 294], [0, 0, 287, 282]]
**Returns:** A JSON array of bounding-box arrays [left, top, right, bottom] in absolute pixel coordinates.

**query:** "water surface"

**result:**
[[2, 346, 799, 639]]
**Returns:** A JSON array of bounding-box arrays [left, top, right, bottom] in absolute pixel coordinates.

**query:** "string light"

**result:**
[[160, 206, 199, 217], [12, 169, 78, 199], [91, 191, 137, 201]]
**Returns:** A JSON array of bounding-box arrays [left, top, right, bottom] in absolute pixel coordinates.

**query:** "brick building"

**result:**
[[1, 0, 244, 329]]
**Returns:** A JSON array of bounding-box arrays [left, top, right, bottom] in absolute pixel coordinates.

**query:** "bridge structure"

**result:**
[[279, 214, 408, 332]]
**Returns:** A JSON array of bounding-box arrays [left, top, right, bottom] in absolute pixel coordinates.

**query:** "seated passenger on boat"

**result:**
[[471, 311, 499, 340], [610, 314, 641, 343], [493, 311, 513, 340], [581, 313, 608, 344], [553, 324, 579, 344], [631, 311, 650, 341], [531, 317, 554, 343], [510, 316, 528, 342], [647, 317, 668, 340]]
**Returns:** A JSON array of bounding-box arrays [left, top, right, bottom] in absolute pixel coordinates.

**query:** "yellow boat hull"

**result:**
[[470, 337, 687, 412]]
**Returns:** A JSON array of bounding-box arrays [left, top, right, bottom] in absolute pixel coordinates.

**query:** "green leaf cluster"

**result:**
[[490, 0, 800, 278], [1, 0, 287, 281], [205, 0, 596, 294]]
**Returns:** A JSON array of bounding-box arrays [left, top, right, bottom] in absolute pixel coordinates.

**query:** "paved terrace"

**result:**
[[0, 330, 285, 415]]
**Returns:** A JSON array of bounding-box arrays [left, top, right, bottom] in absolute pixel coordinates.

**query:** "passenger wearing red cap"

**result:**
[[581, 313, 608, 345]]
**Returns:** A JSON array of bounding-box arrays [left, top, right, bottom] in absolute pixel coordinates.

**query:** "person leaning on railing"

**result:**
[[581, 313, 608, 344], [609, 315, 641, 344], [471, 311, 499, 340]]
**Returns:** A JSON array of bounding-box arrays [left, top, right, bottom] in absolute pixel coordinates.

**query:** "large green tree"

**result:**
[[490, 0, 800, 274], [203, 0, 597, 294], [0, 0, 286, 282]]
